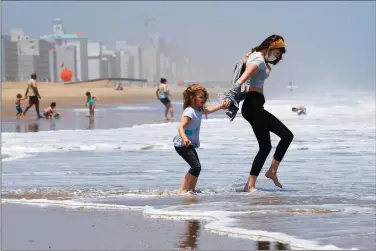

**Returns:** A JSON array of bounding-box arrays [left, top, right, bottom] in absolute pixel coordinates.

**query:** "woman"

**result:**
[[223, 34, 294, 192], [156, 78, 175, 121]]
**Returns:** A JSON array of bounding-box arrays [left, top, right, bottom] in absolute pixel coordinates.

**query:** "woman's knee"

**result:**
[[259, 143, 272, 156], [284, 130, 294, 143]]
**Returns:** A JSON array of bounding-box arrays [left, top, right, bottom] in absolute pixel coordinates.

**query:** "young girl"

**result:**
[[173, 84, 226, 194], [43, 102, 57, 119], [85, 92, 98, 120]]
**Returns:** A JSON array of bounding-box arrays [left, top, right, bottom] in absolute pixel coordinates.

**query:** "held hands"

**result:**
[[221, 99, 231, 109]]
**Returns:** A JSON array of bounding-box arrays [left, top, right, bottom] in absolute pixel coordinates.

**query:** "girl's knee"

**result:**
[[188, 164, 201, 177]]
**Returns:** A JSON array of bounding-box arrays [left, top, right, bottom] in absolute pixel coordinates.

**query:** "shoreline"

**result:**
[[1, 82, 223, 118]]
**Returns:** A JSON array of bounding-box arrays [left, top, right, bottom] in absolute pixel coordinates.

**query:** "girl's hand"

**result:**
[[221, 100, 230, 109], [183, 139, 191, 147]]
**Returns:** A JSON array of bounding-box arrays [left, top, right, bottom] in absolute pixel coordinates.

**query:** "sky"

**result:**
[[1, 1, 375, 90]]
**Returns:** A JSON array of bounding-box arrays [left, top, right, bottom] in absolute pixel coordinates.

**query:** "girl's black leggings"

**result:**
[[241, 91, 294, 176]]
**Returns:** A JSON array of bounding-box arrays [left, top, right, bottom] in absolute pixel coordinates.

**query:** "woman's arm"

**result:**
[[24, 86, 29, 97], [236, 63, 259, 85]]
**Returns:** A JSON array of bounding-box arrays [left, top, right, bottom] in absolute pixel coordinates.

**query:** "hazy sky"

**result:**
[[2, 1, 375, 90]]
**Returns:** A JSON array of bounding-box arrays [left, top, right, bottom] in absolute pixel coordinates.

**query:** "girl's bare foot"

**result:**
[[164, 117, 169, 121], [265, 171, 283, 188], [178, 188, 187, 194], [171, 117, 176, 121]]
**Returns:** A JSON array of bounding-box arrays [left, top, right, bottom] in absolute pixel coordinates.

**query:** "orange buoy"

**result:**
[[60, 68, 72, 82]]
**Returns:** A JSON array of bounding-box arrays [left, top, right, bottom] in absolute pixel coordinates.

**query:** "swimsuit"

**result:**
[[16, 105, 22, 113]]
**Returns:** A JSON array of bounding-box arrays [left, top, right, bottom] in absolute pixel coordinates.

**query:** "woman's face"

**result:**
[[269, 48, 282, 59]]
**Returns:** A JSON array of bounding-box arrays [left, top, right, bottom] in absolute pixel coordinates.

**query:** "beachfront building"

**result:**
[[55, 45, 77, 82], [11, 29, 51, 81], [125, 45, 143, 79], [115, 50, 134, 79], [1, 34, 18, 81], [40, 18, 88, 82], [116, 41, 142, 79], [41, 33, 88, 82], [87, 41, 103, 80], [141, 45, 159, 84], [101, 50, 118, 78]]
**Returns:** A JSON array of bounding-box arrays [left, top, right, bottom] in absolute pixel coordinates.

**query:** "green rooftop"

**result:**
[[40, 33, 85, 40]]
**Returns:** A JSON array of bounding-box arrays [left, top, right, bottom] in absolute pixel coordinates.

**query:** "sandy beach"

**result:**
[[1, 81, 222, 119]]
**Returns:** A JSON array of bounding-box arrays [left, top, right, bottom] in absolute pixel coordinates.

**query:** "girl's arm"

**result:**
[[178, 116, 192, 146], [94, 96, 99, 101], [203, 103, 225, 115]]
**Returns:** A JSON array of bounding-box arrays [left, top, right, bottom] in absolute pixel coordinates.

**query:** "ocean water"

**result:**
[[2, 90, 375, 250]]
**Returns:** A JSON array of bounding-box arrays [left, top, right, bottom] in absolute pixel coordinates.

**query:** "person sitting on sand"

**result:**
[[43, 102, 58, 119], [15, 93, 26, 119], [292, 106, 307, 116], [156, 78, 175, 121]]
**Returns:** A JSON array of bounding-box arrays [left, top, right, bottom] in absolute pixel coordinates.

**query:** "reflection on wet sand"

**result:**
[[88, 118, 95, 129], [177, 220, 290, 250], [27, 122, 39, 132], [182, 196, 199, 205], [178, 220, 200, 250], [13, 121, 58, 133], [258, 240, 290, 250], [15, 124, 21, 132]]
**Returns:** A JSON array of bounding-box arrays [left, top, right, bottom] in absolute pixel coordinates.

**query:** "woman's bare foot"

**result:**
[[265, 171, 283, 188], [243, 182, 257, 192], [244, 185, 257, 192]]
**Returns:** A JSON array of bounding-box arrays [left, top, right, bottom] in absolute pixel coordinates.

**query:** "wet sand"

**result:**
[[1, 203, 269, 250]]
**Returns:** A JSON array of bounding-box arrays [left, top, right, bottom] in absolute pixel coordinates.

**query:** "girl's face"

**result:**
[[193, 90, 207, 108]]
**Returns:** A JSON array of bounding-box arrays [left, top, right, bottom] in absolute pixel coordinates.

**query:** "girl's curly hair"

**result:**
[[182, 84, 209, 110]]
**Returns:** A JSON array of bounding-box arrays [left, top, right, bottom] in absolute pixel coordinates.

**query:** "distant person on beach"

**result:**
[[15, 94, 26, 119], [173, 84, 226, 194], [23, 73, 43, 119], [292, 106, 307, 116], [85, 92, 98, 121], [43, 102, 58, 119], [156, 78, 175, 121], [222, 34, 294, 192]]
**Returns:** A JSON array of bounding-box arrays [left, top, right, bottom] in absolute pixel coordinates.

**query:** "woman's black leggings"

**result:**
[[241, 91, 294, 177]]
